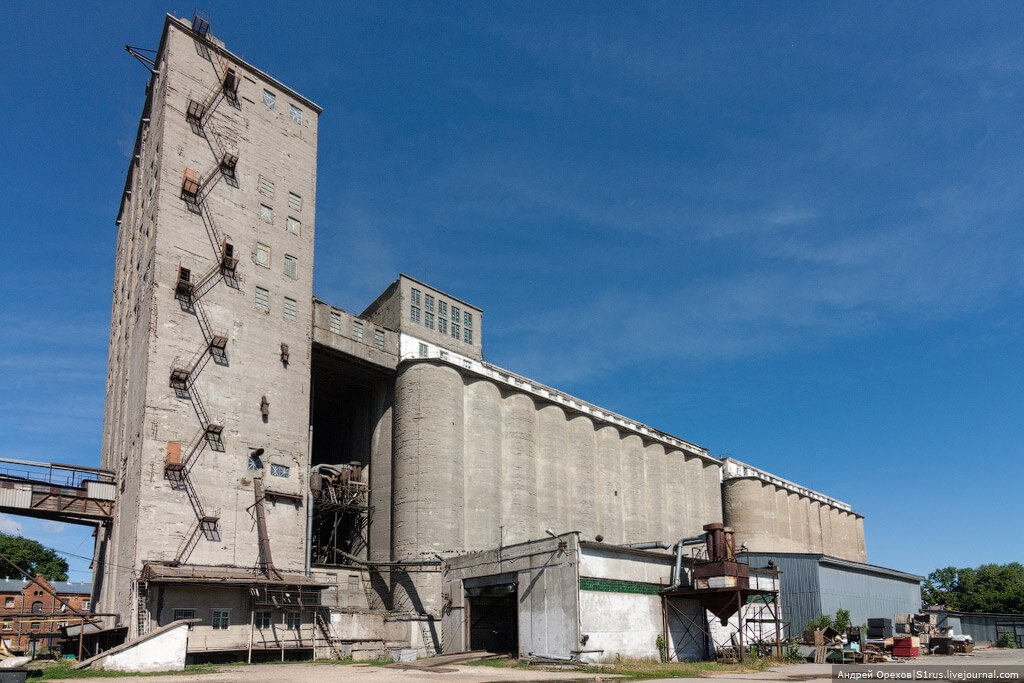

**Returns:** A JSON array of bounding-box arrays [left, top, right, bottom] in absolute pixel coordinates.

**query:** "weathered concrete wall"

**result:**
[[101, 621, 190, 672], [722, 478, 866, 562]]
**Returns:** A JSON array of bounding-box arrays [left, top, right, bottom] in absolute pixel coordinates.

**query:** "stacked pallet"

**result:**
[[893, 636, 920, 657], [868, 618, 893, 639], [896, 613, 937, 652]]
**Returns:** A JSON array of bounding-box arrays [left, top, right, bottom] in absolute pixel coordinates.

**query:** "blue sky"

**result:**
[[1, 2, 1021, 582]]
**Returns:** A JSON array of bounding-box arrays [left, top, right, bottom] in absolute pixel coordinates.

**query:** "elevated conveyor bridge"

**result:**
[[0, 457, 115, 525]]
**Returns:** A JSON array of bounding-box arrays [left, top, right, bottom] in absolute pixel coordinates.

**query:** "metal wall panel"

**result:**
[[746, 552, 821, 635], [817, 563, 921, 628], [0, 486, 32, 509]]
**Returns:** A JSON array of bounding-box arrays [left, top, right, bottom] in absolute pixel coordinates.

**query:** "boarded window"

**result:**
[[352, 320, 364, 342], [287, 216, 300, 236], [284, 297, 297, 321], [288, 192, 302, 211], [373, 329, 385, 350], [256, 242, 270, 267], [258, 175, 274, 198], [289, 104, 302, 124], [284, 254, 297, 279], [260, 204, 273, 223], [329, 311, 342, 334], [255, 286, 269, 312]]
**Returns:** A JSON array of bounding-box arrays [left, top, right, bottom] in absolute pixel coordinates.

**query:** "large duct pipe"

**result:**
[[670, 534, 707, 589]]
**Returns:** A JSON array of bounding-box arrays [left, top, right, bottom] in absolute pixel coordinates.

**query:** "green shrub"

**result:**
[[996, 632, 1017, 648]]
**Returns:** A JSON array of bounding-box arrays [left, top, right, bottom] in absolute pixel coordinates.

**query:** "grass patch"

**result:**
[[29, 661, 221, 680], [465, 655, 789, 680]]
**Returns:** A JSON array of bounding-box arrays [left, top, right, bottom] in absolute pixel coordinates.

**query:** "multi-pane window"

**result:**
[[329, 311, 342, 334], [289, 104, 302, 124], [438, 301, 447, 318], [256, 242, 270, 267], [424, 312, 434, 330], [452, 322, 461, 339], [288, 192, 302, 211], [263, 90, 276, 109], [285, 612, 302, 630], [424, 294, 434, 313], [451, 306, 460, 324], [410, 305, 420, 323], [270, 463, 290, 478], [464, 311, 473, 328], [284, 254, 297, 279], [287, 217, 301, 236], [260, 204, 273, 223], [82, 599, 91, 611], [418, 343, 428, 358], [212, 609, 230, 630], [173, 609, 196, 630], [255, 611, 272, 629], [247, 452, 263, 471], [438, 318, 447, 335], [352, 320, 364, 342], [283, 297, 297, 321], [464, 328, 473, 344], [255, 286, 270, 312], [258, 175, 274, 198], [411, 288, 421, 306], [373, 329, 385, 350], [347, 575, 360, 591]]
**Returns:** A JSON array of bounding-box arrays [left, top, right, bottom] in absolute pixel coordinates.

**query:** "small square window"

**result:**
[[284, 254, 297, 279], [464, 328, 472, 344], [289, 104, 302, 124], [424, 312, 434, 330], [418, 343, 428, 358], [263, 90, 276, 109], [287, 216, 301, 236], [284, 297, 297, 321], [255, 611, 272, 629], [373, 329, 385, 350], [424, 294, 434, 313], [256, 242, 270, 268], [260, 204, 273, 223], [438, 318, 447, 335], [212, 608, 230, 630], [410, 306, 420, 323], [288, 192, 302, 211], [285, 612, 302, 630], [3, 598, 12, 608], [329, 311, 342, 334], [247, 452, 263, 470], [255, 286, 270, 313], [270, 463, 290, 478], [438, 301, 447, 318], [352, 320, 364, 342], [1, 621, 11, 631], [258, 175, 274, 198], [410, 288, 421, 306], [452, 322, 461, 339], [173, 608, 196, 630]]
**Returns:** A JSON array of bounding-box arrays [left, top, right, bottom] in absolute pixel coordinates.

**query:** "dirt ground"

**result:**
[[42, 648, 1024, 682]]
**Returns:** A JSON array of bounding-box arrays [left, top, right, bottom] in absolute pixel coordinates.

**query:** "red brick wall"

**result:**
[[0, 576, 90, 653]]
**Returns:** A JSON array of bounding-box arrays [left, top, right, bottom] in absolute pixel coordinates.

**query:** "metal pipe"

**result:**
[[670, 534, 707, 589], [527, 652, 576, 661], [626, 542, 671, 550], [339, 551, 441, 567]]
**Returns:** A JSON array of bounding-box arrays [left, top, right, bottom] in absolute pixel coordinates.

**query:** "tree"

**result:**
[[0, 534, 69, 581], [922, 563, 1024, 614]]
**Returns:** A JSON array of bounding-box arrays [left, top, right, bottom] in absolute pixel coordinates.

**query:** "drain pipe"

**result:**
[[624, 542, 672, 550], [670, 534, 707, 589]]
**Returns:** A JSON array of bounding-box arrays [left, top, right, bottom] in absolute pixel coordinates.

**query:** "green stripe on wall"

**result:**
[[580, 578, 662, 595]]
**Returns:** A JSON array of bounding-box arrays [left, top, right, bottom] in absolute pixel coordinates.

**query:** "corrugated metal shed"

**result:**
[[746, 553, 922, 634], [927, 611, 1024, 646]]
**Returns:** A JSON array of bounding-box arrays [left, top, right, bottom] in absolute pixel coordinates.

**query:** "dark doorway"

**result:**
[[467, 583, 518, 653]]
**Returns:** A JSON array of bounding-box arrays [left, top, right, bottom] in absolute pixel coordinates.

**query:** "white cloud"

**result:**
[[0, 516, 23, 535], [41, 521, 67, 534]]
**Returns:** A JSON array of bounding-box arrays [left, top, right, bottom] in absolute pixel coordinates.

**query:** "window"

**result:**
[[255, 611, 272, 629], [3, 598, 12, 608], [424, 312, 434, 330], [212, 608, 230, 630], [288, 192, 302, 211], [373, 329, 385, 350], [284, 254, 297, 279], [464, 311, 472, 328], [247, 447, 264, 471], [285, 612, 301, 630], [270, 463, 290, 478], [289, 104, 302, 124], [255, 287, 270, 312], [258, 175, 274, 198], [256, 242, 270, 268], [283, 297, 297, 321], [173, 609, 195, 630], [418, 343, 428, 358], [329, 311, 342, 334], [410, 305, 420, 324], [464, 328, 473, 344], [260, 204, 273, 223], [1, 621, 10, 631], [82, 599, 91, 611], [438, 301, 447, 318], [263, 89, 276, 109], [32, 601, 42, 614], [287, 216, 301, 236], [438, 318, 447, 335], [424, 294, 434, 313], [410, 288, 421, 306], [352, 320, 364, 342], [347, 575, 360, 591], [451, 322, 460, 339], [30, 621, 40, 631], [439, 350, 448, 361], [325, 573, 338, 592]]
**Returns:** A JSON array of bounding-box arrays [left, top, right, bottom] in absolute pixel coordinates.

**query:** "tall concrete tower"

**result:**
[[97, 14, 322, 651]]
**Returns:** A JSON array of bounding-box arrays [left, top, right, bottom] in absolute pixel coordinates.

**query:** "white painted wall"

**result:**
[[102, 622, 189, 672], [579, 591, 661, 663]]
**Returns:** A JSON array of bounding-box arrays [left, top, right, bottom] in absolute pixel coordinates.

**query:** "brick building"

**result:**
[[0, 576, 91, 652]]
